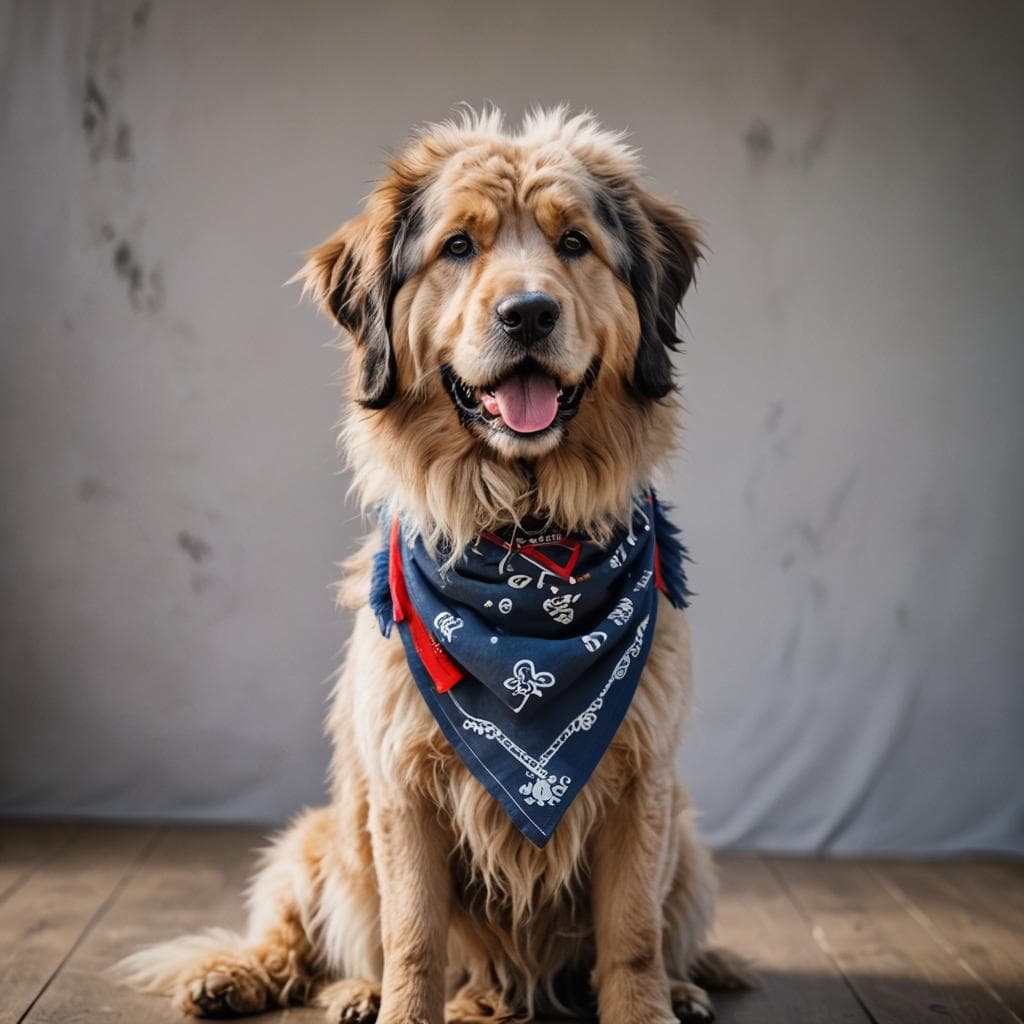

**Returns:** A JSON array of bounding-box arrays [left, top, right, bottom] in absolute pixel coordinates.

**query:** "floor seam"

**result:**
[[871, 865, 1024, 1024], [764, 856, 881, 1024], [0, 826, 80, 908], [15, 827, 165, 1024]]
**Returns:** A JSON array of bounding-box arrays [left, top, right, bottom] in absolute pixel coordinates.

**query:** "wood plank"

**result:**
[[5, 828, 1017, 1024], [874, 859, 1024, 1018], [773, 857, 1021, 1024], [0, 824, 157, 1024], [967, 860, 1024, 917], [0, 822, 78, 905], [23, 824, 321, 1023], [710, 854, 869, 1023]]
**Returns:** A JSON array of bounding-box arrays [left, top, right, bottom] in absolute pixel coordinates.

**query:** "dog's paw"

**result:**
[[671, 981, 714, 1023], [445, 987, 526, 1024], [176, 956, 271, 1017], [317, 978, 382, 1024]]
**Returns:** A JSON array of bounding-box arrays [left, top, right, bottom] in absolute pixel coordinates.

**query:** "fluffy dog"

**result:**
[[118, 108, 750, 1023]]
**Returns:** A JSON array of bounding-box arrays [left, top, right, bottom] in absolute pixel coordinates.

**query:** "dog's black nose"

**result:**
[[496, 292, 560, 347]]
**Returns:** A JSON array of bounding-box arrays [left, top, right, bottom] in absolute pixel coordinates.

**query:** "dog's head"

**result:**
[[297, 109, 701, 549]]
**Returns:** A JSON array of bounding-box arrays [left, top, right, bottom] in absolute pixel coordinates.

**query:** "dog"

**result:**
[[117, 107, 752, 1023]]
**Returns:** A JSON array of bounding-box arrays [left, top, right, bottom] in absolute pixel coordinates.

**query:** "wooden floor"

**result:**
[[1, 823, 1021, 1024]]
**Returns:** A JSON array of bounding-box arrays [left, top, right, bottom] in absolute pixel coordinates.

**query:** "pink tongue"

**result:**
[[491, 372, 560, 433]]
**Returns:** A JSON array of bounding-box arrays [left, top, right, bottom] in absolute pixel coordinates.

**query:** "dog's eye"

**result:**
[[443, 233, 474, 259], [557, 230, 590, 258]]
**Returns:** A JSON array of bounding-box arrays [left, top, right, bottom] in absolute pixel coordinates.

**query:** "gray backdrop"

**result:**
[[2, 0, 1022, 853]]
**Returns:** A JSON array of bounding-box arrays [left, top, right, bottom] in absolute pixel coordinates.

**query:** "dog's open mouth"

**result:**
[[441, 358, 600, 438]]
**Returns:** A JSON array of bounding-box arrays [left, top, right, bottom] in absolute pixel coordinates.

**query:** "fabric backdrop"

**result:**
[[1, 0, 1021, 853]]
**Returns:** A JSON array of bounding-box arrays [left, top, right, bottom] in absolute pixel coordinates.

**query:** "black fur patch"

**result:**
[[329, 250, 359, 329], [326, 188, 425, 410], [358, 290, 397, 410], [594, 184, 696, 401]]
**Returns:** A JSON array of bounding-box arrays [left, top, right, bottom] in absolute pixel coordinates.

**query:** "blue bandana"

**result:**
[[370, 492, 689, 847]]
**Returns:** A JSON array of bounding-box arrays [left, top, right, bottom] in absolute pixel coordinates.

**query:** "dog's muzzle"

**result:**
[[440, 357, 601, 440]]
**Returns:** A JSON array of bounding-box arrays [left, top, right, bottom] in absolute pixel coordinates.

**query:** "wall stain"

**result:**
[[742, 109, 834, 173], [81, 69, 133, 165], [112, 240, 164, 313], [764, 400, 785, 434], [82, 76, 109, 162], [82, 3, 166, 315], [744, 119, 774, 163], [132, 1, 152, 31], [113, 242, 141, 295], [802, 113, 834, 170], [177, 530, 212, 564], [796, 520, 823, 554], [114, 120, 133, 161], [745, 402, 802, 515], [823, 470, 858, 534], [796, 469, 859, 555], [190, 572, 213, 595], [78, 477, 116, 501], [773, 432, 796, 460]]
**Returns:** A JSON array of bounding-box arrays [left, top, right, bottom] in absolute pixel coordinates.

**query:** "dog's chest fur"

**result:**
[[333, 569, 692, 936]]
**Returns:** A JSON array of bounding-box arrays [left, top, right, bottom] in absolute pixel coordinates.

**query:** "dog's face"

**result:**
[[299, 110, 701, 542], [401, 144, 636, 458]]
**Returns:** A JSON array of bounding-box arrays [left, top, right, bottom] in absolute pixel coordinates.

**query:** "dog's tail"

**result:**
[[111, 927, 249, 999], [691, 945, 759, 990]]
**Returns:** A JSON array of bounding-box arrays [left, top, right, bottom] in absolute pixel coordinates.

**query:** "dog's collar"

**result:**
[[370, 492, 689, 846]]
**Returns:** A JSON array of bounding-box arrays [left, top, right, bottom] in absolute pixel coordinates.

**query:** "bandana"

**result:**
[[370, 492, 689, 847]]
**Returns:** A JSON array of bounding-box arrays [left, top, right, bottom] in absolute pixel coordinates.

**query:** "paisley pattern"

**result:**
[[502, 659, 557, 713], [375, 492, 687, 846]]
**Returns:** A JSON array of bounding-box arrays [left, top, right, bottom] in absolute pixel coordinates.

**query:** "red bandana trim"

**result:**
[[389, 518, 463, 693]]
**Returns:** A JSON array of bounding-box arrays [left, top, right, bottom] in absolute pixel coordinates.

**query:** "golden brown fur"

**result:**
[[115, 108, 752, 1023]]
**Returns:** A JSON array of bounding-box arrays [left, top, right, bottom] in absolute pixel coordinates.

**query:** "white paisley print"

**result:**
[[502, 658, 556, 713], [432, 611, 463, 643], [451, 615, 651, 812], [608, 597, 634, 626]]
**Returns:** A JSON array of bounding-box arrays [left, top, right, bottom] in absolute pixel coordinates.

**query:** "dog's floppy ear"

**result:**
[[294, 185, 411, 409], [619, 191, 703, 400]]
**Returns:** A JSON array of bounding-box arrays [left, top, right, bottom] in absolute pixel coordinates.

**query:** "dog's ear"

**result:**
[[293, 184, 412, 409], [619, 191, 703, 400]]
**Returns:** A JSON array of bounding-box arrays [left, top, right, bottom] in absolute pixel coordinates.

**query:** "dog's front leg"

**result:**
[[370, 796, 452, 1024], [592, 772, 678, 1024]]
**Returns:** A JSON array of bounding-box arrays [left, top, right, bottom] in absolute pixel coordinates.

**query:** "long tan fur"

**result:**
[[115, 108, 753, 1024]]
